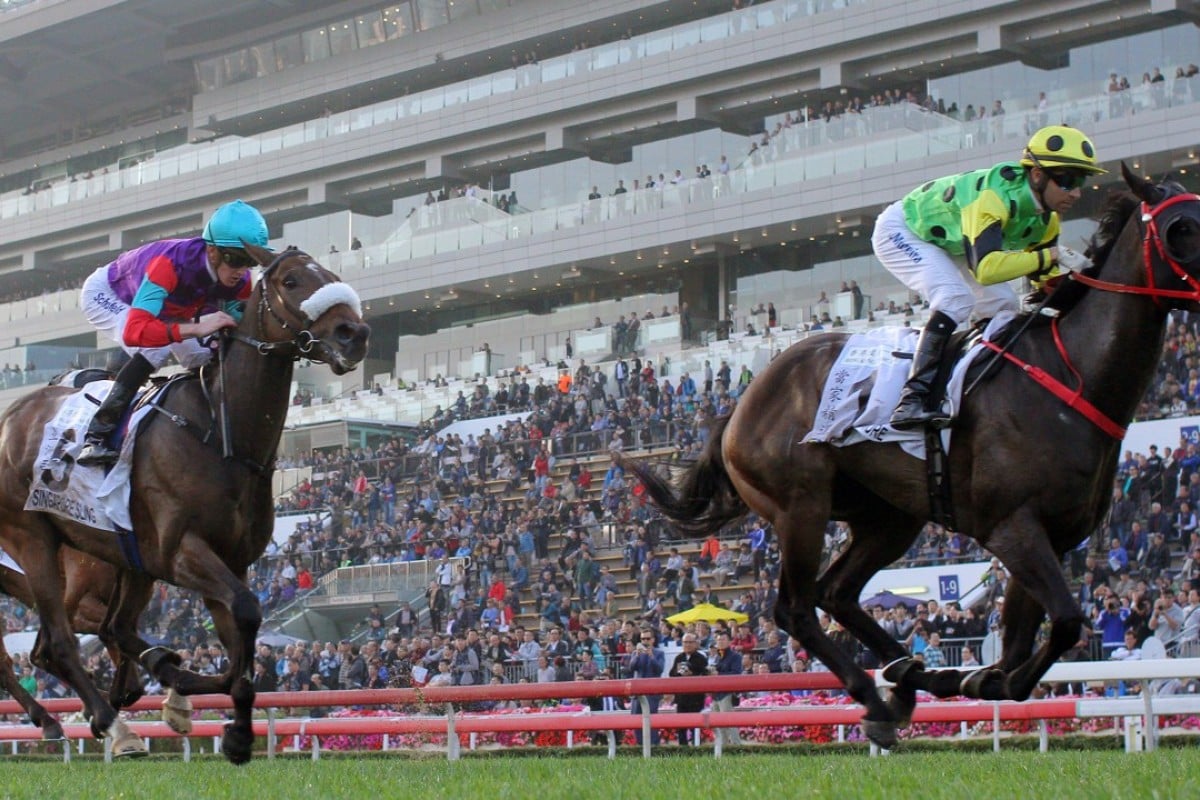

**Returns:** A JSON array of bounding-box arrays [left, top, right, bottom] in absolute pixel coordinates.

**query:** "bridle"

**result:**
[[198, 248, 350, 468], [1069, 189, 1200, 307], [978, 185, 1200, 441], [225, 249, 329, 359]]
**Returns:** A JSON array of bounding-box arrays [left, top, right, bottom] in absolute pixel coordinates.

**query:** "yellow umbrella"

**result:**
[[666, 603, 749, 625]]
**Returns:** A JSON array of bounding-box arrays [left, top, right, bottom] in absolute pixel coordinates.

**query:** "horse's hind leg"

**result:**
[[0, 634, 63, 740], [89, 572, 148, 711], [963, 517, 1085, 701], [816, 505, 925, 724], [773, 508, 900, 748], [0, 569, 64, 739]]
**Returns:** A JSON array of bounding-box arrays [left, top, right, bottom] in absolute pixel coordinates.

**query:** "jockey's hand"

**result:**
[[1055, 246, 1092, 273], [197, 311, 238, 335], [177, 311, 237, 341], [178, 311, 238, 342]]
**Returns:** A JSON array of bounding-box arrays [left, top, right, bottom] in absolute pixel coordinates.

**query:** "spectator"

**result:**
[[1149, 587, 1184, 648], [626, 628, 664, 745], [922, 632, 946, 668], [710, 631, 743, 747], [1096, 596, 1129, 656], [669, 633, 708, 746]]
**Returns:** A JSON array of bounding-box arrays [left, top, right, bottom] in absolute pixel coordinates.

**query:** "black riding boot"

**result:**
[[890, 311, 955, 431], [76, 353, 155, 467]]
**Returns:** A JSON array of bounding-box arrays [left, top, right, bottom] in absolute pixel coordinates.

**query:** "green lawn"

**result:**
[[2, 749, 1198, 800]]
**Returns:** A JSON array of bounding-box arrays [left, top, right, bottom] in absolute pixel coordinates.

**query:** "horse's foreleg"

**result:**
[[167, 538, 261, 765], [912, 582, 1046, 700], [93, 571, 154, 711], [148, 599, 240, 698], [968, 521, 1086, 701]]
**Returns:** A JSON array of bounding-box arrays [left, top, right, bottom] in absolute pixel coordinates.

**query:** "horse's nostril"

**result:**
[[335, 322, 370, 348]]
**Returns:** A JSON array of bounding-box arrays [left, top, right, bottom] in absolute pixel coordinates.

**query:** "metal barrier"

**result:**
[[2, 660, 1199, 761]]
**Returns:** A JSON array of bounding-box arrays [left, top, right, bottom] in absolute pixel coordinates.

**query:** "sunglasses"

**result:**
[[1045, 170, 1087, 191], [219, 248, 257, 269]]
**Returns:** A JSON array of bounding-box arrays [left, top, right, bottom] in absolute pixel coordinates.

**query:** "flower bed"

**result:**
[[292, 692, 1200, 752]]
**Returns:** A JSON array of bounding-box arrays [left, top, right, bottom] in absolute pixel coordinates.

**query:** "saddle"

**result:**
[[49, 367, 115, 389]]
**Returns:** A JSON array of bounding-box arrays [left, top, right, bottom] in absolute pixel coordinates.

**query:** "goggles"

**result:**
[[219, 247, 256, 269], [1045, 169, 1088, 191]]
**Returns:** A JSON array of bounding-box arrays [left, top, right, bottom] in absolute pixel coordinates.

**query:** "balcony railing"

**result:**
[[0, 0, 864, 221]]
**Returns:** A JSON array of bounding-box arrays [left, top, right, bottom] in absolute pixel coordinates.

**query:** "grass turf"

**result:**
[[2, 749, 1198, 800]]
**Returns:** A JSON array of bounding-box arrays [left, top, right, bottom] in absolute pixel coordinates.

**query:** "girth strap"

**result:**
[[923, 428, 957, 531]]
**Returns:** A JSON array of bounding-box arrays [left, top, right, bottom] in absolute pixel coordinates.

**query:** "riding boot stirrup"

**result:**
[[890, 312, 956, 431], [76, 354, 154, 468]]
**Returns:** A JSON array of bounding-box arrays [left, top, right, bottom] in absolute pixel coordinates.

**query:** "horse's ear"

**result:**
[[1121, 161, 1163, 204], [242, 242, 275, 267]]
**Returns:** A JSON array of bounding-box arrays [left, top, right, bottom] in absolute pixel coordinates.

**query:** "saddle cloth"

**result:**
[[23, 381, 153, 533], [802, 313, 1015, 458], [0, 546, 22, 575]]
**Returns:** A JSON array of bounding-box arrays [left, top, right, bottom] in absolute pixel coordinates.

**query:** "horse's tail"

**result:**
[[620, 414, 748, 537]]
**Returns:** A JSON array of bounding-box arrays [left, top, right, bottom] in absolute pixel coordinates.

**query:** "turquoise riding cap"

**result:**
[[202, 200, 269, 248]]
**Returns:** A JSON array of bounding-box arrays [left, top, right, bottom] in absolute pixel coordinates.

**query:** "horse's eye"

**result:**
[[283, 277, 298, 290]]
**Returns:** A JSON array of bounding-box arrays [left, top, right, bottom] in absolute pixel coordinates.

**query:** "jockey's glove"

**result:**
[[1055, 246, 1092, 273]]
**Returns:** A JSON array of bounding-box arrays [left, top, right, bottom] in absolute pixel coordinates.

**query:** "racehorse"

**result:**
[[0, 244, 369, 762], [622, 164, 1200, 748]]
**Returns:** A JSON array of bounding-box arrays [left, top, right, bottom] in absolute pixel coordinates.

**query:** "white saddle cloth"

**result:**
[[24, 381, 153, 532], [802, 314, 1015, 458]]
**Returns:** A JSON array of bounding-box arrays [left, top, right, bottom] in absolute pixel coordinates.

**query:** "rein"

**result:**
[[184, 249, 340, 471], [982, 191, 1200, 440], [1068, 193, 1200, 305], [980, 332, 1126, 440]]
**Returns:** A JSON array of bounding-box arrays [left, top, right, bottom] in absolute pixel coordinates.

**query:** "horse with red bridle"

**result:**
[[0, 244, 369, 762], [624, 165, 1200, 748]]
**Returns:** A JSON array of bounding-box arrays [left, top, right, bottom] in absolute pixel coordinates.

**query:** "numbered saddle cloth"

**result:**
[[24, 381, 152, 532], [801, 313, 1014, 458]]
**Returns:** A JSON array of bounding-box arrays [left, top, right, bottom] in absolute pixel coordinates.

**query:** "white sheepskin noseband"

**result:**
[[300, 282, 362, 322]]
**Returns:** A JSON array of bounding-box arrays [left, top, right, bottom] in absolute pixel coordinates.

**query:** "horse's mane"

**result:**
[[1025, 188, 1141, 321], [1084, 189, 1139, 265]]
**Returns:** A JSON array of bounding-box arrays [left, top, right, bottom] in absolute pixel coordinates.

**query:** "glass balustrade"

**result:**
[[0, 0, 865, 221], [320, 94, 1115, 274], [0, 87, 1165, 313]]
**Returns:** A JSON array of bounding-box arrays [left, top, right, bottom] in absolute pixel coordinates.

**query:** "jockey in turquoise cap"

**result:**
[[76, 200, 270, 466]]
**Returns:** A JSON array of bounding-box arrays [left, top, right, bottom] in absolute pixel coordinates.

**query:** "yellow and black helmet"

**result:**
[[1020, 125, 1106, 174]]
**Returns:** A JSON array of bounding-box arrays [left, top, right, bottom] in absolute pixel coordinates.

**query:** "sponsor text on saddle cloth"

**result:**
[[802, 314, 1015, 458], [24, 380, 149, 532]]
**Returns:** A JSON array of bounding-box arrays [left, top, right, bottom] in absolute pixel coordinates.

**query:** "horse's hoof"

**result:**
[[861, 718, 898, 750], [42, 721, 66, 741], [107, 720, 148, 759], [90, 717, 106, 740], [881, 657, 924, 686], [960, 668, 1005, 699], [221, 722, 254, 766], [162, 689, 194, 735]]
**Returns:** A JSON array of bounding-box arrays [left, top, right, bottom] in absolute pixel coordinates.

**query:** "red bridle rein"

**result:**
[[981, 191, 1200, 440]]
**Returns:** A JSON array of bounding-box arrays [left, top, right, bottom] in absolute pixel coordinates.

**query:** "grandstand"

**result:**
[[4, 0, 1200, 677]]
